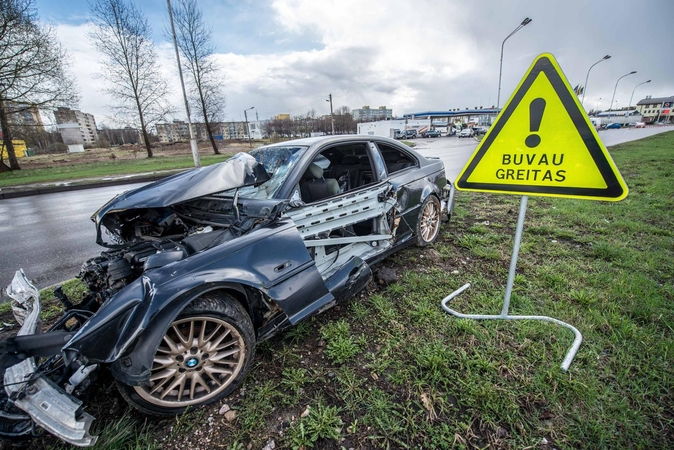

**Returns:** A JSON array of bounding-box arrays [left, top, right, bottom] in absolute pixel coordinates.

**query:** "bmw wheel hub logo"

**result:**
[[186, 358, 198, 368]]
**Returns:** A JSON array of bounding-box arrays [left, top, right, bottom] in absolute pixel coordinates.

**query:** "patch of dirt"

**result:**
[[16, 141, 254, 171]]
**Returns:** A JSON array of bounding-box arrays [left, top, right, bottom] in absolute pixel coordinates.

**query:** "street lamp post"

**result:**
[[167, 0, 200, 167], [581, 55, 611, 108], [244, 107, 254, 147], [610, 71, 637, 111], [596, 97, 602, 112], [629, 79, 651, 109], [497, 17, 532, 109]]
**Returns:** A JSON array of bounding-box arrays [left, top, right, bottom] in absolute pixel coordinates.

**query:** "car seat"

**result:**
[[300, 162, 339, 203]]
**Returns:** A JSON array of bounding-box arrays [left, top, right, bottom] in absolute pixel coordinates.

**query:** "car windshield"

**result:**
[[234, 145, 308, 199]]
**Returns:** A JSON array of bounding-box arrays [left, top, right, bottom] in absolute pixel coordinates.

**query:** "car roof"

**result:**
[[265, 134, 406, 149]]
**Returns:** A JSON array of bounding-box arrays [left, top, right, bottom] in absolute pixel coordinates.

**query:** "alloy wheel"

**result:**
[[420, 198, 440, 243], [134, 316, 246, 407]]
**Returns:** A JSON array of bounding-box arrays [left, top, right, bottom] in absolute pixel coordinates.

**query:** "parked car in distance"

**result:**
[[402, 129, 417, 139], [393, 129, 403, 139], [421, 129, 441, 138], [635, 122, 646, 128], [603, 123, 621, 129], [1, 135, 452, 446], [474, 126, 489, 136], [458, 128, 475, 138]]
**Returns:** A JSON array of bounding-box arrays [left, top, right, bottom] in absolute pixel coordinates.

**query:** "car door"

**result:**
[[285, 141, 397, 281]]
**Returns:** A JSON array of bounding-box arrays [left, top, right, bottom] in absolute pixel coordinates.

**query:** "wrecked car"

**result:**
[[0, 135, 451, 446]]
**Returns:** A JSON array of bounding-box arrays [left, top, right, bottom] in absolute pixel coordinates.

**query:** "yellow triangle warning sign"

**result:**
[[456, 53, 628, 201]]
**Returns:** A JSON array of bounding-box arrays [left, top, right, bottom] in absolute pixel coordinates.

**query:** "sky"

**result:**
[[34, 0, 674, 128]]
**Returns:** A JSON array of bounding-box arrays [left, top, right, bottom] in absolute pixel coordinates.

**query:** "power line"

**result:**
[[255, 97, 331, 118]]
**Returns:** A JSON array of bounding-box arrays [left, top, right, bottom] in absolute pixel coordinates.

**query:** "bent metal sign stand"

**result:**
[[443, 53, 628, 371]]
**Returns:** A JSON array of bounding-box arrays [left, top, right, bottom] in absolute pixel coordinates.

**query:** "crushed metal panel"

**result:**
[[286, 184, 397, 278], [286, 183, 396, 239], [4, 270, 98, 447]]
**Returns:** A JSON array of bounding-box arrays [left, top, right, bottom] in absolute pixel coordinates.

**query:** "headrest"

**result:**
[[341, 155, 360, 165], [305, 162, 324, 179]]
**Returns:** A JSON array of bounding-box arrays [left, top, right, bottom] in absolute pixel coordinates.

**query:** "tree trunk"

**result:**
[[204, 117, 219, 155], [0, 99, 21, 171], [198, 86, 219, 155], [136, 103, 153, 158], [140, 122, 152, 158]]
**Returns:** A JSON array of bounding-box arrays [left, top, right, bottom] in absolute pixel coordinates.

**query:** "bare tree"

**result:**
[[169, 0, 226, 154], [0, 0, 78, 171], [334, 105, 356, 134], [89, 0, 173, 157]]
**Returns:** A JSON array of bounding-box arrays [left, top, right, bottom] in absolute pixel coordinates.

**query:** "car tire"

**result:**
[[117, 292, 255, 416], [416, 195, 441, 247]]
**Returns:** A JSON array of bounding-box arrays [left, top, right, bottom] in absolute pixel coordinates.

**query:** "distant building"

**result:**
[[635, 95, 674, 123], [155, 120, 190, 142], [155, 120, 254, 142], [54, 107, 98, 145], [217, 122, 247, 140], [248, 120, 268, 140], [5, 103, 44, 132], [351, 106, 393, 122], [275, 114, 291, 121]]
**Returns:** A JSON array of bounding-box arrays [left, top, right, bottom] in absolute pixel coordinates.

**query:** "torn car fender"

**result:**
[[64, 219, 330, 384]]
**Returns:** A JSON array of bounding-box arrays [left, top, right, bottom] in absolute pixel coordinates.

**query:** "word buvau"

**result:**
[[496, 153, 566, 182]]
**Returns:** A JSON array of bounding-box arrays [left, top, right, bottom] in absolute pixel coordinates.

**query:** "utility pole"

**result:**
[[167, 0, 200, 167], [327, 94, 335, 134], [244, 107, 254, 147]]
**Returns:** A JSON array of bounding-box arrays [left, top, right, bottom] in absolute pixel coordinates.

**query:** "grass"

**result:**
[[9, 131, 674, 449], [0, 152, 235, 188]]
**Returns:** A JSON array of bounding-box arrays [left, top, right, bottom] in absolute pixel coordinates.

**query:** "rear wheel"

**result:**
[[118, 293, 255, 416], [416, 195, 441, 246]]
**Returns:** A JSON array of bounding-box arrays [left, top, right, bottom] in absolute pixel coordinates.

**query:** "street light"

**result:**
[[167, 0, 200, 167], [497, 17, 532, 109], [596, 97, 602, 112], [581, 55, 611, 108], [610, 71, 637, 111], [244, 107, 254, 146], [629, 79, 651, 109]]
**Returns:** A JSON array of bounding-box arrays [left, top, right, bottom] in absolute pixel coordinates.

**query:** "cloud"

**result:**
[[49, 0, 674, 125]]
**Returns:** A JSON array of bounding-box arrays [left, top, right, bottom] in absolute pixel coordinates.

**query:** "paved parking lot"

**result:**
[[412, 125, 673, 181]]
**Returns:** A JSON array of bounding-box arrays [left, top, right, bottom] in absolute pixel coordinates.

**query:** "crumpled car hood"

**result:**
[[93, 152, 269, 221]]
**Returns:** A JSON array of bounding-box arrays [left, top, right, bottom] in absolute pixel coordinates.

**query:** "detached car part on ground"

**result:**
[[0, 136, 451, 446]]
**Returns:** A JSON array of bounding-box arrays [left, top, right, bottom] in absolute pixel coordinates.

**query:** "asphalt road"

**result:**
[[0, 183, 146, 291], [412, 125, 673, 181], [0, 125, 670, 292]]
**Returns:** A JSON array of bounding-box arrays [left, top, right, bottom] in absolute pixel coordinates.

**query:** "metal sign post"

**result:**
[[441, 53, 629, 372], [441, 195, 582, 371]]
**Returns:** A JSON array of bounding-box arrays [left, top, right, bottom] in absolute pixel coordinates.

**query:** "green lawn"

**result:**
[[18, 132, 674, 449], [0, 153, 235, 188]]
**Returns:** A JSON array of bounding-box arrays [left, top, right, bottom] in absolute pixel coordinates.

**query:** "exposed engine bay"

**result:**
[[84, 195, 287, 303]]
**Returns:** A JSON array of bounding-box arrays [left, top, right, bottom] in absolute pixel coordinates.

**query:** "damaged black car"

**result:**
[[1, 135, 452, 446]]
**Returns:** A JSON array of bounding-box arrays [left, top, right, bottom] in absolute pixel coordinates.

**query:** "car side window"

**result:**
[[299, 143, 377, 203], [375, 142, 418, 175]]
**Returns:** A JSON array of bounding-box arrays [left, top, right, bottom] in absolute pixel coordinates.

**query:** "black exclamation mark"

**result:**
[[525, 98, 546, 148]]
